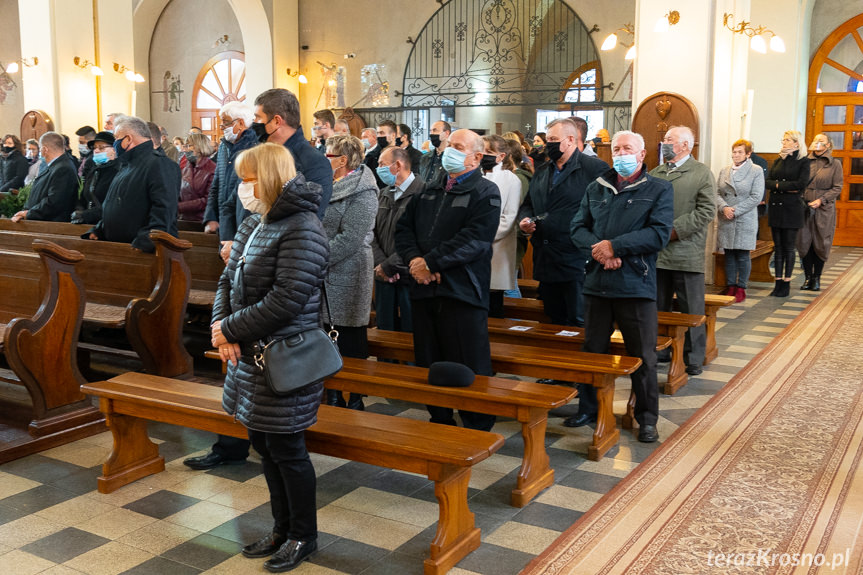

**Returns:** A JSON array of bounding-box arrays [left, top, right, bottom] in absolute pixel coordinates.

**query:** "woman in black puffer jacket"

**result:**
[[211, 143, 329, 571], [765, 130, 809, 297]]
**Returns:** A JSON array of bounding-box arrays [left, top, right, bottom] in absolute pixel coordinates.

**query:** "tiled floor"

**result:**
[[1, 247, 860, 575]]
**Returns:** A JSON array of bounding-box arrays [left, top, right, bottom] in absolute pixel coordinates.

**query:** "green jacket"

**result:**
[[649, 158, 716, 273]]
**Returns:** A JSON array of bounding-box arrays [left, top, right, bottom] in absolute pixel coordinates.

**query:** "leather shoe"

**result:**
[[685, 364, 703, 376], [182, 451, 246, 470], [243, 532, 287, 558], [264, 539, 317, 572], [563, 413, 596, 427], [638, 424, 659, 443]]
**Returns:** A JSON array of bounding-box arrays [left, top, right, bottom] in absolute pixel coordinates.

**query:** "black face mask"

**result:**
[[480, 154, 498, 171], [1, 146, 13, 154], [376, 136, 389, 149], [395, 137, 403, 147], [430, 134, 441, 149], [546, 141, 564, 162], [250, 122, 269, 143]]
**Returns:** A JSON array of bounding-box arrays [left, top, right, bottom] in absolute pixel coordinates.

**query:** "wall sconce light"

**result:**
[[654, 10, 680, 33], [601, 24, 636, 60], [73, 56, 103, 76], [286, 68, 308, 84], [113, 62, 145, 82], [723, 13, 785, 53], [4, 56, 38, 74]]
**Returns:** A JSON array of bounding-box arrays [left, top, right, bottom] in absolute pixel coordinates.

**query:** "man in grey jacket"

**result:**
[[649, 126, 717, 376]]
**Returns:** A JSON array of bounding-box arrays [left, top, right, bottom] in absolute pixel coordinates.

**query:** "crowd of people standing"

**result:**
[[0, 90, 845, 571]]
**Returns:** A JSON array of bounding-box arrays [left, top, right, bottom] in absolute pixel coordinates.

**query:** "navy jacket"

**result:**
[[203, 126, 259, 241], [24, 155, 79, 221], [571, 167, 673, 300], [284, 126, 332, 219], [395, 169, 501, 310], [517, 150, 609, 282], [0, 150, 30, 194]]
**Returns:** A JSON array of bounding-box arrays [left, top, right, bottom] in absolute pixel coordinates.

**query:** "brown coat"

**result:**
[[797, 151, 842, 261]]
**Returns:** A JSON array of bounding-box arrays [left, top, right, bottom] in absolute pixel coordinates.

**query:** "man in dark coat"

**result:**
[[396, 123, 423, 175], [72, 131, 118, 225], [395, 128, 501, 431], [571, 130, 673, 443], [517, 118, 609, 328], [202, 101, 259, 263], [419, 120, 451, 186], [12, 131, 78, 222], [364, 120, 397, 189], [252, 88, 332, 218], [84, 115, 179, 252], [372, 146, 424, 333]]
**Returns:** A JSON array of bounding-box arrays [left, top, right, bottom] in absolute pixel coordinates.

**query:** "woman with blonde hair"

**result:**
[[211, 142, 328, 571], [765, 130, 809, 297], [797, 133, 843, 291]]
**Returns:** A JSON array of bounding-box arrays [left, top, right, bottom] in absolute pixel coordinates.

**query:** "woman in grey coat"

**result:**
[[796, 134, 843, 291], [716, 139, 765, 302], [322, 134, 378, 409]]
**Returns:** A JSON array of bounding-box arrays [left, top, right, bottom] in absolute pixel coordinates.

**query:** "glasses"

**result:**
[[219, 119, 239, 130]]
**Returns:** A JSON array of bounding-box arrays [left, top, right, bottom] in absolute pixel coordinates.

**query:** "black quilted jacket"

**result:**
[[213, 173, 330, 433]]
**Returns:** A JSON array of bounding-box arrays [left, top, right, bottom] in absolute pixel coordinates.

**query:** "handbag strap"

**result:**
[[233, 220, 263, 290], [321, 282, 336, 332]]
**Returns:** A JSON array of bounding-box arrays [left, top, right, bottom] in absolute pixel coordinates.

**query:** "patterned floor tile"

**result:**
[[20, 526, 110, 563], [122, 490, 201, 520], [311, 537, 390, 575], [63, 541, 154, 575], [0, 549, 57, 575], [116, 521, 201, 555], [160, 533, 241, 571], [76, 508, 158, 540], [484, 520, 561, 555]]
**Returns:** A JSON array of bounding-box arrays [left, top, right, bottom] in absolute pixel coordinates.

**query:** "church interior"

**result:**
[[1, 0, 863, 573]]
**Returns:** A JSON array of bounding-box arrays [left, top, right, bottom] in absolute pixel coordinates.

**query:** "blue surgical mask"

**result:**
[[185, 150, 197, 164], [93, 152, 110, 165], [441, 147, 468, 174], [376, 165, 397, 187], [613, 154, 640, 177]]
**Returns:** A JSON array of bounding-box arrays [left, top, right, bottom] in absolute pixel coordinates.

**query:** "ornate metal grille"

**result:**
[[402, 0, 600, 108]]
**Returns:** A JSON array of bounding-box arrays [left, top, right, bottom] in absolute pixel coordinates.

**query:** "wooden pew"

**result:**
[[365, 328, 641, 461], [0, 225, 193, 377], [82, 373, 504, 575], [502, 297, 705, 395], [326, 357, 575, 507], [0, 219, 221, 310], [713, 239, 775, 286], [0, 240, 104, 463], [703, 294, 735, 364]]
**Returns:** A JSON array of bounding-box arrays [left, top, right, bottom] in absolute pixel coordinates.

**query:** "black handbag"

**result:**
[[237, 223, 343, 395]]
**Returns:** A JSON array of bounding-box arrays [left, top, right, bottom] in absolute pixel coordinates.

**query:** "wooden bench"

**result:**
[[365, 328, 641, 460], [502, 297, 705, 395], [326, 357, 575, 506], [0, 240, 104, 463], [702, 294, 735, 364], [713, 239, 775, 286], [0, 224, 194, 377], [82, 373, 504, 575]]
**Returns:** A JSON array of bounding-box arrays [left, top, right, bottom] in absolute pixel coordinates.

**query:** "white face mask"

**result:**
[[79, 144, 90, 155], [237, 181, 265, 214], [224, 125, 238, 143]]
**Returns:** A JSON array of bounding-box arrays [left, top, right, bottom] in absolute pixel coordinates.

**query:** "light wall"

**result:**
[[0, 0, 24, 137], [147, 0, 244, 137]]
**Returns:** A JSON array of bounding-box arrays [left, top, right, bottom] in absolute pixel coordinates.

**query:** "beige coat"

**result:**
[[484, 165, 521, 291], [797, 151, 842, 261]]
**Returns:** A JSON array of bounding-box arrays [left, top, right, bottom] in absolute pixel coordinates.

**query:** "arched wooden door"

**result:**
[[192, 51, 246, 143], [806, 14, 863, 246]]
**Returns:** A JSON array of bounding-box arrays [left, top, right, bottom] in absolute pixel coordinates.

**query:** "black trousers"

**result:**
[[578, 296, 659, 427], [656, 268, 706, 368], [771, 227, 798, 279], [801, 247, 825, 278], [538, 275, 584, 327], [212, 434, 250, 460], [411, 297, 496, 431], [248, 429, 317, 542]]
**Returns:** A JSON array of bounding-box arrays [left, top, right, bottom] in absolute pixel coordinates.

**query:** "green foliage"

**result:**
[[0, 184, 31, 218]]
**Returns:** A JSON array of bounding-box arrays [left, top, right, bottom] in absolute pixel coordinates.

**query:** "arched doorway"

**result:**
[[191, 51, 246, 143], [806, 13, 863, 246]]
